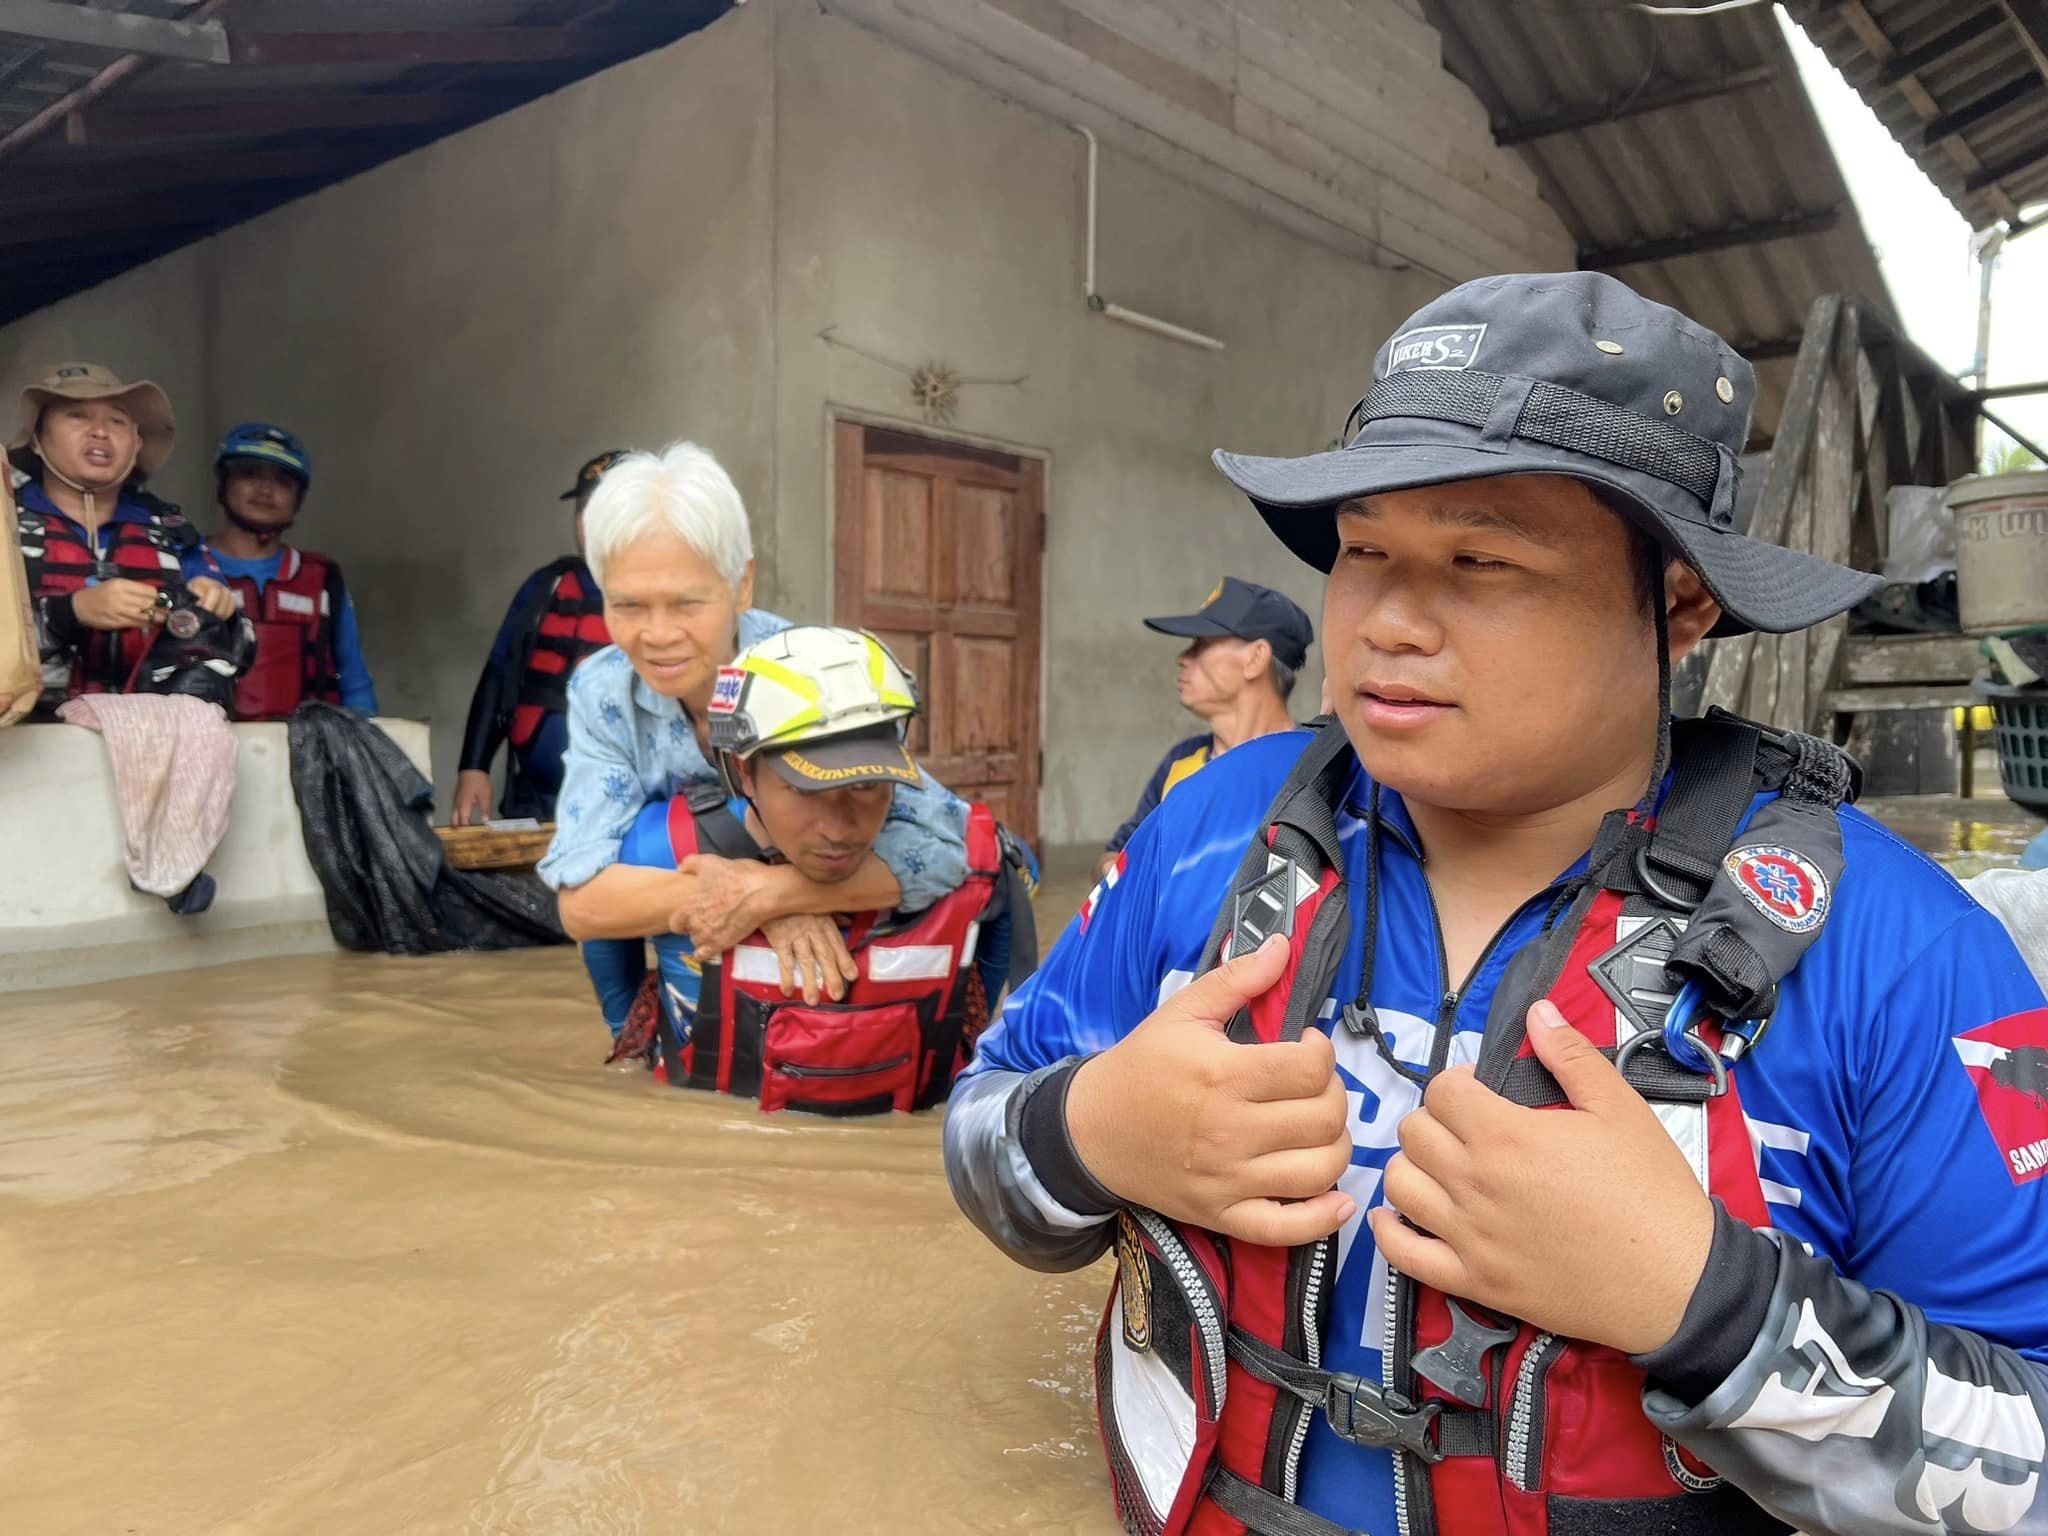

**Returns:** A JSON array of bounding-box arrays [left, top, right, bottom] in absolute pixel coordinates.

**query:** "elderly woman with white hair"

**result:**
[[538, 441, 969, 1026]]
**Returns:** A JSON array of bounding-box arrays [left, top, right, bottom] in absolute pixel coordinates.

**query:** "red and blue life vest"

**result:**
[[650, 795, 1013, 1115], [221, 546, 343, 720], [1095, 715, 1851, 1536], [512, 559, 608, 750], [15, 491, 195, 700]]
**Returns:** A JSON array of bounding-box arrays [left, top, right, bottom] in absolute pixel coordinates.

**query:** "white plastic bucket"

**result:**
[[1951, 469, 2048, 633]]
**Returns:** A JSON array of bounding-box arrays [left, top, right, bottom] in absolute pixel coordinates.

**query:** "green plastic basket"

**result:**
[[1978, 681, 2048, 817]]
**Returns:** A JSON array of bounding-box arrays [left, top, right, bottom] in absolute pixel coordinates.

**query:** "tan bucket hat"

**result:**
[[13, 362, 175, 476]]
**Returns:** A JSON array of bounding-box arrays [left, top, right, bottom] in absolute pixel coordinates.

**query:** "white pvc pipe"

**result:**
[[1078, 122, 1097, 300], [1100, 300, 1227, 351], [1071, 122, 1224, 352]]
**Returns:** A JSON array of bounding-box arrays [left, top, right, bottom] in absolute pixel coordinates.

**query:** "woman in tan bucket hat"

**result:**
[[8, 362, 233, 714]]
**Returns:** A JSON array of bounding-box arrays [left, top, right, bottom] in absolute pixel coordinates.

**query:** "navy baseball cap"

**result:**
[[561, 449, 630, 501], [1144, 577, 1314, 670], [1213, 272, 1880, 637]]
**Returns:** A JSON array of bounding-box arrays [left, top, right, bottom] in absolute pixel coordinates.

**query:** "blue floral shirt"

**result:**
[[536, 608, 970, 907]]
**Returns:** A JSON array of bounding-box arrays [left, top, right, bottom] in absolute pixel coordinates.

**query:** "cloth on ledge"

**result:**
[[288, 701, 565, 955], [56, 692, 237, 900]]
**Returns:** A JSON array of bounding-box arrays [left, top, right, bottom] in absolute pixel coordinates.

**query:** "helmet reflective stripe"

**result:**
[[216, 422, 311, 485], [711, 625, 919, 760]]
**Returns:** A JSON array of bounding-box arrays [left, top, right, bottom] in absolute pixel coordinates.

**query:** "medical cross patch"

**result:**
[[1724, 844, 1828, 935], [1953, 1011, 2048, 1185]]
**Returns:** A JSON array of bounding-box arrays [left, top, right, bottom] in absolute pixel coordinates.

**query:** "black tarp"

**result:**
[[287, 702, 566, 955]]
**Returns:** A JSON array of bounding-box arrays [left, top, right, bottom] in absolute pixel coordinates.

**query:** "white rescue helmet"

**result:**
[[708, 625, 922, 792]]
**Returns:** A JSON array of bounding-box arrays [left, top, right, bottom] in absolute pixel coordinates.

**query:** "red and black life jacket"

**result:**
[[510, 557, 609, 750], [652, 796, 1014, 1116], [1095, 714, 1855, 1536], [15, 491, 196, 701], [221, 545, 343, 720]]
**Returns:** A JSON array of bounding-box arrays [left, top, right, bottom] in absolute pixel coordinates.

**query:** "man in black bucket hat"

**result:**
[[948, 272, 2048, 1536]]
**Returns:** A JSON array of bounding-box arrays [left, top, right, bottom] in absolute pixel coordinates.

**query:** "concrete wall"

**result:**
[[1, 0, 1572, 847], [768, 0, 1442, 840], [0, 718, 429, 992], [0, 13, 778, 798]]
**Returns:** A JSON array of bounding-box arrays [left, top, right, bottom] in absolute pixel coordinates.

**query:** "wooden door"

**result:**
[[833, 422, 1044, 843]]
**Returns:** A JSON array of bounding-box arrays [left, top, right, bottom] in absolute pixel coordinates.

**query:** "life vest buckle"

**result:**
[[1322, 1372, 1444, 1462]]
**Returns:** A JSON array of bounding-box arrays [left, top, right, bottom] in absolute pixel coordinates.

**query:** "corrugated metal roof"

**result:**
[[0, 0, 731, 324], [1424, 0, 1897, 440], [1781, 1, 2048, 232]]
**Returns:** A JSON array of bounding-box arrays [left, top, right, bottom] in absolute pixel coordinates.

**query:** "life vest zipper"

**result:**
[[1387, 1259, 1414, 1536], [1505, 1332, 1566, 1491], [773, 1054, 911, 1080], [1280, 1231, 1335, 1503], [1391, 878, 1561, 1536], [1131, 1208, 1227, 1419]]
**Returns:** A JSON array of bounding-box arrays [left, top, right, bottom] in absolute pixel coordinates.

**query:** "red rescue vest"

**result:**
[[221, 545, 343, 720], [1095, 717, 1850, 1536], [511, 560, 609, 749], [15, 494, 193, 699], [653, 800, 1006, 1115]]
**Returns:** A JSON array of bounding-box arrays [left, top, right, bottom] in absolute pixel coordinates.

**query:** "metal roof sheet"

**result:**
[[1425, 0, 1898, 439], [0, 0, 729, 324], [1781, 0, 2048, 232]]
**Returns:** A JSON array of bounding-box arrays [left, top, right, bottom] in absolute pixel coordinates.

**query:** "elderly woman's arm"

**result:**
[[539, 659, 688, 939], [871, 767, 971, 911]]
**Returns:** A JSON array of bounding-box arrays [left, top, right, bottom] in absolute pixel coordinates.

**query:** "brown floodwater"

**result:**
[[4, 798, 2037, 1536], [0, 923, 1116, 1535]]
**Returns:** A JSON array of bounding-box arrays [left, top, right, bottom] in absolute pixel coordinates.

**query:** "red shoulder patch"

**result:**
[[1953, 1010, 2048, 1185]]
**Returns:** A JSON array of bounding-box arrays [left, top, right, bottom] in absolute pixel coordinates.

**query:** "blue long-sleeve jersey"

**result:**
[[953, 729, 2048, 1535]]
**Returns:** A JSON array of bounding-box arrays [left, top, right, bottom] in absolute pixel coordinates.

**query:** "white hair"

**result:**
[[581, 440, 753, 592]]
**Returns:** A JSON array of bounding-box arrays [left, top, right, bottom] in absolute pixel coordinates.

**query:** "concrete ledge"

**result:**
[[0, 716, 431, 993]]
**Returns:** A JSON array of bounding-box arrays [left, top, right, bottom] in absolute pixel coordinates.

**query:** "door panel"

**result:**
[[834, 421, 1043, 845]]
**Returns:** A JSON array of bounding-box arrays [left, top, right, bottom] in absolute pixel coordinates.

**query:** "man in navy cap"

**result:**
[[1096, 577, 1313, 879], [453, 449, 628, 826], [949, 272, 2048, 1536]]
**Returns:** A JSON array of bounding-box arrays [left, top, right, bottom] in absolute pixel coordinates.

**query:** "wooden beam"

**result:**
[[0, 0, 235, 166], [70, 89, 516, 144], [0, 183, 320, 244], [1966, 143, 2048, 192], [1999, 0, 2048, 84], [1919, 73, 2044, 144], [1493, 66, 1776, 146], [1824, 684, 1978, 714], [1836, 0, 2024, 224], [0, 139, 398, 200], [228, 26, 653, 69], [1841, 635, 1983, 686], [1739, 333, 1806, 362], [0, 0, 230, 64], [1877, 10, 2005, 86], [1580, 209, 1840, 270]]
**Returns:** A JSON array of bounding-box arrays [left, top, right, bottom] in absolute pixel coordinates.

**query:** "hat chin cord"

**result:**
[[1637, 591, 1675, 823], [34, 434, 136, 529]]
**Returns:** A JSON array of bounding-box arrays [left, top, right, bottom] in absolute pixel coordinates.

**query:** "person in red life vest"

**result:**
[[603, 624, 1037, 1113], [8, 363, 234, 716], [201, 422, 378, 720], [451, 450, 625, 825], [1095, 577, 1314, 881], [537, 441, 971, 1042], [948, 273, 2048, 1536]]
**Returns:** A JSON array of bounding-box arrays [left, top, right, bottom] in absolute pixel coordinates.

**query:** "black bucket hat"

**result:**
[[1213, 272, 1880, 637]]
